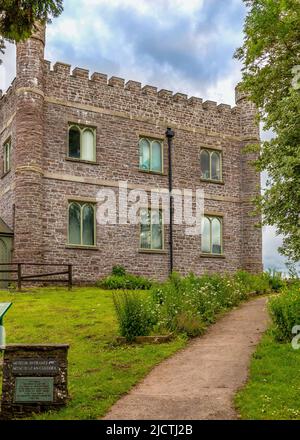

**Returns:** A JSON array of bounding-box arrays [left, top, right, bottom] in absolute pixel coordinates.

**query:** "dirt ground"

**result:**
[[103, 296, 269, 420]]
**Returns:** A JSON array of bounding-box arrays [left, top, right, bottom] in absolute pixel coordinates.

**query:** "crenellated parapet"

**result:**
[[0, 79, 17, 106], [43, 60, 239, 116]]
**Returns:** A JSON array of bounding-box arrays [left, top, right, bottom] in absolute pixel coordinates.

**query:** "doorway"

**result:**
[[0, 236, 12, 289]]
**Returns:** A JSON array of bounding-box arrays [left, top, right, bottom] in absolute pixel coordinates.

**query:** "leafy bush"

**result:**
[[264, 269, 285, 292], [113, 292, 156, 341], [112, 265, 126, 277], [234, 270, 270, 294], [111, 270, 273, 340], [269, 284, 300, 341], [175, 312, 206, 337], [97, 273, 152, 290], [151, 272, 250, 335]]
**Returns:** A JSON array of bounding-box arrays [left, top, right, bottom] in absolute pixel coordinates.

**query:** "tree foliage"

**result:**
[[0, 0, 63, 61], [235, 0, 300, 262]]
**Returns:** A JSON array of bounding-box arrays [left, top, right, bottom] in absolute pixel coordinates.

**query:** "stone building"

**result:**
[[0, 24, 262, 283]]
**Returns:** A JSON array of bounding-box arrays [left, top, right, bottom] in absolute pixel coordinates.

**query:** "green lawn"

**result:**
[[235, 332, 300, 420], [0, 287, 186, 420]]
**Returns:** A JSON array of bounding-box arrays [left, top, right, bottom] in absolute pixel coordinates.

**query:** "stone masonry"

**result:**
[[0, 23, 262, 283], [0, 344, 69, 419]]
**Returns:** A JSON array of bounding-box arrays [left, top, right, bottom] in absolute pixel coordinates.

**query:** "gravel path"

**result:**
[[103, 296, 269, 420]]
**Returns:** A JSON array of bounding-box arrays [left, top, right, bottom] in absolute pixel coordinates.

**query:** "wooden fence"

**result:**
[[0, 263, 73, 291]]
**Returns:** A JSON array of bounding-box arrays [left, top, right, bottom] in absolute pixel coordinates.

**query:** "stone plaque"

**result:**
[[12, 359, 59, 375], [15, 377, 54, 403], [0, 344, 69, 419]]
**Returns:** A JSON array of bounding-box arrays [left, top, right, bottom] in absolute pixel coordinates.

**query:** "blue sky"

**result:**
[[0, 0, 290, 272]]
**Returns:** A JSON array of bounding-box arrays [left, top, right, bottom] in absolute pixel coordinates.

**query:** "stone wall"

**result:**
[[0, 82, 16, 231], [0, 23, 263, 282]]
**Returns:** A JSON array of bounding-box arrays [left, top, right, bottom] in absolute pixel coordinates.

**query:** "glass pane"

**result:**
[[4, 145, 7, 172], [211, 152, 221, 180], [140, 208, 151, 249], [201, 216, 211, 253], [82, 129, 95, 161], [139, 139, 150, 171], [82, 204, 95, 246], [69, 127, 81, 158], [212, 218, 222, 254], [8, 144, 11, 171], [151, 141, 162, 172], [151, 210, 163, 249], [69, 203, 81, 245], [200, 150, 210, 179]]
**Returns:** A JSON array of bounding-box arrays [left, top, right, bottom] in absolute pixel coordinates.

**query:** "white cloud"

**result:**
[[0, 42, 16, 92], [81, 0, 204, 17]]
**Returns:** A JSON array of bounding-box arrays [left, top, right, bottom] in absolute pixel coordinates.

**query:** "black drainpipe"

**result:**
[[166, 127, 175, 275]]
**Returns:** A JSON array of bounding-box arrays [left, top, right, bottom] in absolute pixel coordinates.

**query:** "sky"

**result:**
[[0, 0, 290, 273]]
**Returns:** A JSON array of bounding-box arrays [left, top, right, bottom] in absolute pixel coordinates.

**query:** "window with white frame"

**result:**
[[201, 215, 223, 255], [139, 138, 163, 173], [3, 139, 11, 174], [200, 149, 222, 181], [140, 208, 163, 250], [68, 201, 96, 246], [68, 125, 96, 162]]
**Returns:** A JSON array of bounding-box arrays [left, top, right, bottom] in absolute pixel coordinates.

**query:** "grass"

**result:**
[[235, 331, 300, 420], [0, 287, 186, 420]]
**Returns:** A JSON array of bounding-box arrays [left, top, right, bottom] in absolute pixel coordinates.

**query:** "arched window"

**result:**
[[139, 138, 163, 173], [68, 201, 96, 246], [211, 151, 221, 181], [82, 129, 95, 162], [68, 125, 96, 162], [140, 208, 163, 250], [211, 217, 222, 254], [201, 215, 223, 255], [82, 204, 95, 246], [200, 150, 210, 180], [68, 202, 81, 245], [151, 141, 162, 172], [68, 126, 81, 159], [3, 139, 11, 174], [200, 149, 222, 181], [201, 216, 211, 253], [139, 139, 150, 171]]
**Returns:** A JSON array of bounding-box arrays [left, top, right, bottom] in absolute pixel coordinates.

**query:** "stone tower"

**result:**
[[236, 86, 263, 273], [14, 23, 45, 262]]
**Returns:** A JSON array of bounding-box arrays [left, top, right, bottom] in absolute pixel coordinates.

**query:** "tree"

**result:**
[[0, 0, 63, 61], [235, 0, 300, 262]]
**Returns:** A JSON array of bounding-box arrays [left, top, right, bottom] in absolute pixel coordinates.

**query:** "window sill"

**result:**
[[1, 170, 11, 179], [66, 245, 99, 250], [138, 248, 167, 254], [138, 169, 166, 176], [65, 157, 99, 165], [200, 178, 224, 185], [200, 253, 225, 259]]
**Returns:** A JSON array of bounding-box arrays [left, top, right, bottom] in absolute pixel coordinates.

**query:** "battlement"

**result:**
[[0, 58, 242, 117], [0, 78, 16, 104], [44, 60, 240, 115]]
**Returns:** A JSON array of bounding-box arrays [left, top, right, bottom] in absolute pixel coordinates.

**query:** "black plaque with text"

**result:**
[[12, 359, 59, 376]]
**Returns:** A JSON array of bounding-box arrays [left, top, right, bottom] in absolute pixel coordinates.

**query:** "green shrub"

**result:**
[[175, 312, 206, 337], [264, 269, 285, 292], [234, 270, 270, 294], [112, 270, 273, 339], [113, 292, 156, 341], [151, 271, 251, 335], [269, 284, 300, 341], [97, 273, 152, 290], [112, 265, 126, 276]]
